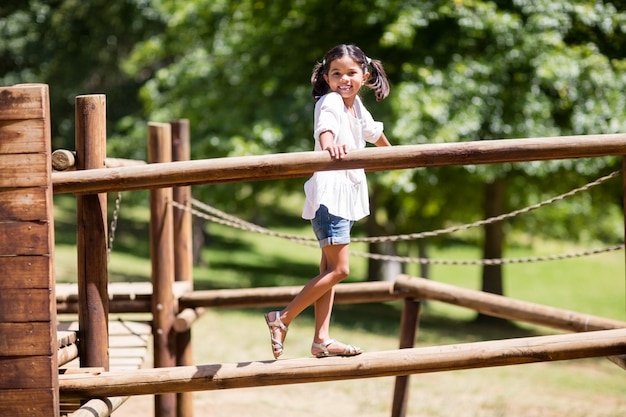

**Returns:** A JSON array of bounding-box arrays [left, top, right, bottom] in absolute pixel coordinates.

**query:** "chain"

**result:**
[[169, 170, 624, 265], [107, 192, 122, 256], [351, 170, 621, 243], [349, 244, 625, 265]]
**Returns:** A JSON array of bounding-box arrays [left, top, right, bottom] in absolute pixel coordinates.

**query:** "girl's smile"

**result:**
[[323, 56, 370, 107]]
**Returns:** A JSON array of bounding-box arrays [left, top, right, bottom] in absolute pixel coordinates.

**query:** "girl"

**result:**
[[265, 44, 391, 358]]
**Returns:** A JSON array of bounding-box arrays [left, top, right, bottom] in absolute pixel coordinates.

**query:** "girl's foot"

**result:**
[[264, 311, 288, 359], [311, 339, 363, 358]]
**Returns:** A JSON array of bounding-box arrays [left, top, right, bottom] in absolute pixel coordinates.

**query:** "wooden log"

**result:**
[[148, 122, 177, 417], [391, 299, 421, 417], [105, 157, 146, 168], [58, 328, 626, 398], [72, 397, 128, 417], [52, 134, 626, 194], [0, 356, 55, 389], [0, 222, 50, 255], [0, 187, 48, 221], [394, 275, 626, 332], [0, 389, 56, 417], [0, 256, 50, 289], [51, 149, 76, 171], [179, 281, 397, 309], [170, 119, 195, 417], [0, 289, 53, 321], [0, 119, 48, 154], [57, 299, 152, 314], [75, 94, 110, 371], [173, 308, 205, 333], [0, 83, 59, 417], [58, 343, 79, 367], [0, 153, 49, 187], [52, 149, 147, 171]]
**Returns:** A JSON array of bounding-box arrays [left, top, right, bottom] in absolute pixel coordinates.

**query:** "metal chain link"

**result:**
[[107, 192, 123, 256], [352, 170, 621, 243], [169, 170, 624, 265]]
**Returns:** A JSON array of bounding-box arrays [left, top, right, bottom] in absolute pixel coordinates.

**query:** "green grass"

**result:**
[[53, 194, 626, 416]]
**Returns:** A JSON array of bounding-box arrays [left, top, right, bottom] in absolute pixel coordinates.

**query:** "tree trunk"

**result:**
[[476, 178, 508, 324]]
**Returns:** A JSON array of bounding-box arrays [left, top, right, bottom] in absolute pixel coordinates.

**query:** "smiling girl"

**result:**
[[264, 44, 391, 359]]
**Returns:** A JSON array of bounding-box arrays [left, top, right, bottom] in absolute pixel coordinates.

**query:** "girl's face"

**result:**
[[323, 55, 370, 106]]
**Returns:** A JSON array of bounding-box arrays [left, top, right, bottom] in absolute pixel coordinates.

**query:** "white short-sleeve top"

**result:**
[[302, 92, 384, 221]]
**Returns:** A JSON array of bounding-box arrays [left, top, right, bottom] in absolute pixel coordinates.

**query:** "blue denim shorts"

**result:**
[[311, 205, 354, 248]]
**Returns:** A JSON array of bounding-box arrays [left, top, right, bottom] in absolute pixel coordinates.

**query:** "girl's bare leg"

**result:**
[[266, 244, 350, 352]]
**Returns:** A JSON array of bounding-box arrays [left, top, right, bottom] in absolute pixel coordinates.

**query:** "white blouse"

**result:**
[[302, 92, 384, 221]]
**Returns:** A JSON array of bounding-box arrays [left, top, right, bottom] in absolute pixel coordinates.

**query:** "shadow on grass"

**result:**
[[240, 300, 543, 349]]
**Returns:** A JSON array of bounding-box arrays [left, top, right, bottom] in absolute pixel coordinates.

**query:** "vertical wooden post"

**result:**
[[0, 83, 59, 416], [149, 122, 177, 417], [623, 157, 626, 319], [75, 94, 109, 370], [391, 298, 421, 417], [170, 119, 194, 417]]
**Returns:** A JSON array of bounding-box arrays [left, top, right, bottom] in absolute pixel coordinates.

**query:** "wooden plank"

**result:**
[[0, 256, 50, 289], [0, 187, 48, 221], [59, 328, 626, 398], [0, 84, 48, 120], [0, 289, 52, 322], [57, 331, 77, 348], [0, 323, 55, 356], [0, 356, 55, 389], [0, 389, 56, 417], [0, 120, 47, 153], [0, 153, 49, 187], [0, 222, 50, 255]]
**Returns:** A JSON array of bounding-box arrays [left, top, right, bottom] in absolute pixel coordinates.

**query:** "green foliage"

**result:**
[[2, 0, 625, 245], [0, 0, 164, 149]]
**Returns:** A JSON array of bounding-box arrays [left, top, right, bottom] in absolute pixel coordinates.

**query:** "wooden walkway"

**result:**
[[55, 282, 193, 416], [57, 318, 152, 416]]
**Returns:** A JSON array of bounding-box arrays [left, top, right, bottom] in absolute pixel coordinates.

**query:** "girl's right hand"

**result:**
[[324, 143, 348, 160]]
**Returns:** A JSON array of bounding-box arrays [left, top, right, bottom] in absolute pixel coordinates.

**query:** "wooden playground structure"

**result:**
[[1, 83, 626, 417]]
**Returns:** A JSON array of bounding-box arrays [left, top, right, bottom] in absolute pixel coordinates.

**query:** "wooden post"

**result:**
[[391, 298, 421, 417], [149, 122, 177, 417], [75, 94, 109, 370], [170, 119, 194, 417], [0, 83, 59, 416]]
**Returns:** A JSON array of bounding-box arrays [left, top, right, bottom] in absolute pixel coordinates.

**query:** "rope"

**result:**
[[169, 170, 624, 265]]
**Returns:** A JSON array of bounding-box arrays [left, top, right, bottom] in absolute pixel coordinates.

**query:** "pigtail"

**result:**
[[365, 58, 390, 102], [311, 62, 330, 101]]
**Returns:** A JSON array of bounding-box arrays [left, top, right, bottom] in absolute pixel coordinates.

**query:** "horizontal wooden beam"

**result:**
[[59, 328, 626, 398], [395, 275, 626, 332], [52, 134, 626, 194], [179, 281, 397, 309]]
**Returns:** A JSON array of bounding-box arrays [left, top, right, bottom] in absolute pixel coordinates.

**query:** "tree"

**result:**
[[378, 1, 626, 305], [0, 0, 163, 151]]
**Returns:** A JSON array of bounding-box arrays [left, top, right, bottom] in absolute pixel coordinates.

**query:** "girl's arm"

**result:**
[[374, 132, 392, 147], [320, 130, 348, 160]]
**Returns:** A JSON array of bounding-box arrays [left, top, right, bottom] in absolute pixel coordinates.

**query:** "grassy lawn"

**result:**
[[53, 194, 626, 416]]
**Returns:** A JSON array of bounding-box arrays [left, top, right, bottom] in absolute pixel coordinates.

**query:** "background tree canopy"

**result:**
[[2, 0, 625, 289]]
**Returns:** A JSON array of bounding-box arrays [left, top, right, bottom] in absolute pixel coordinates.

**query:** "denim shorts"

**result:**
[[311, 205, 354, 248]]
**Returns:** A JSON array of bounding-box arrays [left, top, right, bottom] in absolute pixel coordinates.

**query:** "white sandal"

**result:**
[[264, 311, 288, 359], [311, 339, 363, 358]]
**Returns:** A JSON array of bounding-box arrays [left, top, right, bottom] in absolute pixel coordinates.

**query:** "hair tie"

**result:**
[[366, 56, 372, 65], [322, 59, 326, 66]]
